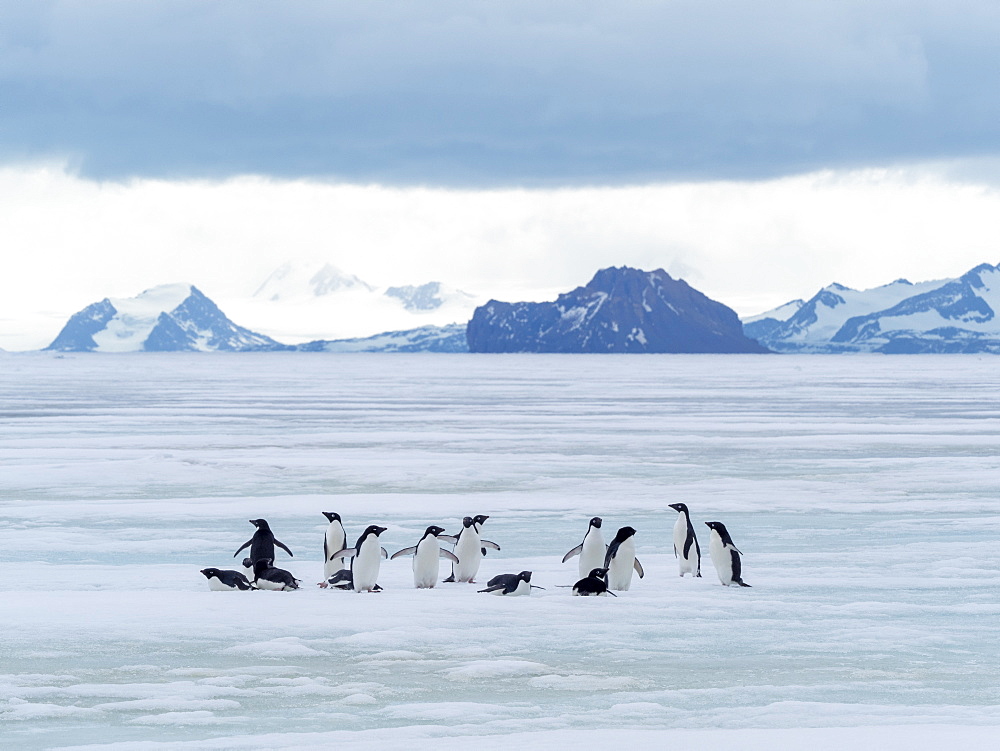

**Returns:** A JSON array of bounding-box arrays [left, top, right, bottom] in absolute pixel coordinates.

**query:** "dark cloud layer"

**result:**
[[3, 1, 1000, 184]]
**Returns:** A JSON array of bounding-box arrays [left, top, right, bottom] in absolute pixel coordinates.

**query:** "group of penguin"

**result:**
[[199, 503, 751, 597]]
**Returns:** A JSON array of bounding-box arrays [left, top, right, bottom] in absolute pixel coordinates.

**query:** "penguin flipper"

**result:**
[[633, 558, 645, 578], [390, 546, 417, 560], [561, 544, 583, 563], [326, 570, 353, 586], [477, 584, 505, 593], [481, 540, 501, 551], [233, 539, 252, 557], [673, 544, 678, 559], [381, 547, 389, 559], [331, 547, 357, 560], [437, 535, 458, 545], [440, 549, 459, 563], [275, 539, 294, 557]]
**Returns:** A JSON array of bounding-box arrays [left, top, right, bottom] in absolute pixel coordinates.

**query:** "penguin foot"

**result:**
[[317, 582, 329, 588], [443, 574, 456, 583]]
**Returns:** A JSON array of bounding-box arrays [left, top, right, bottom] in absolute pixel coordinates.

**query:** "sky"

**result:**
[[3, 1, 1000, 349]]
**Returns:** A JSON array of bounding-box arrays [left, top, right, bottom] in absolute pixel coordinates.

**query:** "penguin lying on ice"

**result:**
[[478, 571, 544, 596], [572, 567, 616, 597], [705, 521, 751, 587], [200, 567, 253, 591], [252, 559, 301, 591]]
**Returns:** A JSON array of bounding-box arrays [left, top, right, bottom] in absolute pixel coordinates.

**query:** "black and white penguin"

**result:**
[[233, 519, 294, 567], [321, 512, 348, 581], [668, 503, 701, 578], [604, 526, 644, 591], [562, 516, 607, 579], [705, 521, 751, 587], [251, 559, 301, 591], [572, 567, 616, 597], [200, 567, 253, 591], [330, 524, 388, 592], [477, 570, 542, 596], [442, 515, 499, 583], [390, 525, 460, 588]]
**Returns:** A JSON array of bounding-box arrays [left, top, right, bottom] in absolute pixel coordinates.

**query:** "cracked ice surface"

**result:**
[[2, 353, 1000, 749]]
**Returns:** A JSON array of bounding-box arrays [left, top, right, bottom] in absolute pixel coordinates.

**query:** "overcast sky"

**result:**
[[3, 1, 1000, 349]]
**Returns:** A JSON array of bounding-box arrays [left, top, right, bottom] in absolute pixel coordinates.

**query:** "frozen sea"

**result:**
[[2, 353, 1000, 750]]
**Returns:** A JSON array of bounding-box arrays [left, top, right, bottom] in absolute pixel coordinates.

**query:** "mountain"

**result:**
[[46, 284, 289, 352], [384, 282, 476, 312], [254, 262, 374, 302], [466, 266, 769, 354], [298, 323, 468, 353], [744, 263, 1000, 353]]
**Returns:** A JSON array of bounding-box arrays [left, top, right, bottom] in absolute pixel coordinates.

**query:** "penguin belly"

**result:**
[[607, 539, 636, 591], [323, 525, 347, 580], [254, 578, 287, 591], [412, 540, 440, 588], [708, 532, 733, 586], [352, 545, 382, 592], [453, 533, 482, 583], [578, 531, 606, 580], [207, 577, 236, 591], [508, 579, 532, 596]]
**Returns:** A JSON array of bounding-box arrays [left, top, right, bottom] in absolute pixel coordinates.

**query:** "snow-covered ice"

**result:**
[[2, 352, 1000, 749]]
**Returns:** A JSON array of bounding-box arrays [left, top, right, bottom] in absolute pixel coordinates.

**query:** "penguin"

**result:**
[[442, 515, 499, 583], [668, 503, 702, 578], [477, 571, 543, 596], [200, 567, 253, 591], [330, 524, 388, 592], [705, 521, 751, 587], [251, 559, 301, 591], [322, 512, 348, 581], [233, 519, 293, 567], [572, 567, 616, 597], [604, 526, 644, 591], [562, 516, 607, 579], [390, 525, 460, 588]]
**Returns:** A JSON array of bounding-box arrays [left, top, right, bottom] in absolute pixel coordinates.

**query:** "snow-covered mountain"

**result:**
[[46, 284, 288, 352], [222, 261, 482, 344], [744, 263, 1000, 353], [298, 323, 468, 353]]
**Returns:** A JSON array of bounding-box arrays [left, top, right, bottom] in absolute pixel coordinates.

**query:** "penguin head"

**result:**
[[200, 568, 219, 579], [668, 503, 689, 514], [589, 516, 603, 528], [705, 521, 734, 544], [588, 567, 609, 580], [518, 571, 533, 582], [425, 525, 446, 538], [462, 516, 475, 528], [322, 512, 341, 523], [363, 524, 387, 537], [249, 518, 270, 530], [241, 558, 253, 569], [612, 526, 637, 542], [473, 514, 489, 526]]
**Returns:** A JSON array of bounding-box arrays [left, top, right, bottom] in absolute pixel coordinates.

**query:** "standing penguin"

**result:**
[[604, 526, 644, 591], [321, 512, 348, 581], [705, 521, 751, 587], [233, 519, 293, 567], [668, 503, 702, 578], [442, 515, 499, 583], [572, 568, 616, 597], [390, 525, 460, 588], [478, 571, 542, 596], [562, 517, 607, 579], [330, 525, 388, 592]]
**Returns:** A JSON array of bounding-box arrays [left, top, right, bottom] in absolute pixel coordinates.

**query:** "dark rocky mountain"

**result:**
[[466, 266, 768, 354], [46, 284, 289, 352], [298, 323, 468, 353]]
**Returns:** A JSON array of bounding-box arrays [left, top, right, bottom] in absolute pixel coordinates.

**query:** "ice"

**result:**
[[2, 352, 1000, 748]]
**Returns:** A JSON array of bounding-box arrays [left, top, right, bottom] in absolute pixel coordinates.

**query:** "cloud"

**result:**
[[3, 1, 1000, 184]]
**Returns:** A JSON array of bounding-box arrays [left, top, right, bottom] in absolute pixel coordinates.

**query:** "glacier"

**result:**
[[2, 353, 1000, 749]]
